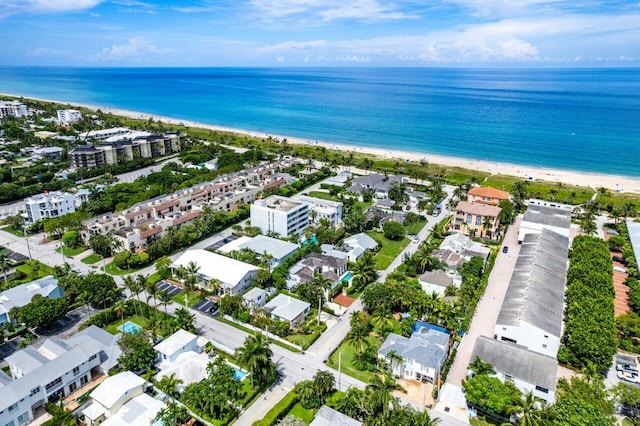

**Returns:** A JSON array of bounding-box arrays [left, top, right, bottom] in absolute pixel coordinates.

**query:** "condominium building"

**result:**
[[23, 191, 76, 224], [450, 201, 502, 240], [78, 127, 130, 141], [251, 195, 310, 238], [56, 109, 82, 124], [0, 101, 28, 118], [293, 194, 343, 227]]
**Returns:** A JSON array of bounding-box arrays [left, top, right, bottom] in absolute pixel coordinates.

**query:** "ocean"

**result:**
[[0, 67, 638, 177]]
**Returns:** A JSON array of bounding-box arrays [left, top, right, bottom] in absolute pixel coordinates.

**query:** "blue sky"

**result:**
[[1, 0, 639, 66]]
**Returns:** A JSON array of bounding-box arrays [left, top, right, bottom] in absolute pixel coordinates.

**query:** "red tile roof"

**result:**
[[468, 186, 510, 200]]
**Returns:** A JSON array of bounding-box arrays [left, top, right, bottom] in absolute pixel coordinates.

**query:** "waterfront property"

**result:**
[[517, 202, 572, 242], [23, 190, 76, 225], [250, 195, 310, 238], [378, 325, 450, 383], [171, 249, 258, 295], [56, 109, 82, 124], [471, 336, 557, 404], [0, 276, 62, 326], [450, 201, 502, 240], [467, 186, 510, 206], [0, 100, 28, 118]]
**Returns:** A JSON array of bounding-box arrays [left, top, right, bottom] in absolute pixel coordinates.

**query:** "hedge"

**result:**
[[252, 388, 300, 426]]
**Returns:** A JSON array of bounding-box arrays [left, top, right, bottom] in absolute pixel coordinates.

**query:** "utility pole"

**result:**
[[60, 241, 66, 265], [23, 227, 32, 261], [338, 352, 342, 391]]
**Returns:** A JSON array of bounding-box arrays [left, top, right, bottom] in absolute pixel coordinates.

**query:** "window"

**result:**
[[466, 214, 472, 224], [542, 344, 547, 349], [535, 385, 549, 394], [544, 335, 549, 339], [29, 387, 39, 396], [73, 366, 80, 376], [17, 413, 29, 425], [80, 375, 89, 386], [7, 404, 17, 413], [475, 216, 482, 226], [4, 421, 15, 426]]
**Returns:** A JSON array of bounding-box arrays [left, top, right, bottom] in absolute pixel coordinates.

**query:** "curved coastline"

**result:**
[[4, 92, 640, 193]]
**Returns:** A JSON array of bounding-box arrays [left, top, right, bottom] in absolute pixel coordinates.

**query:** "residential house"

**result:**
[[287, 252, 348, 290], [262, 294, 310, 327], [467, 187, 510, 206], [219, 235, 299, 271], [0, 276, 63, 326], [495, 229, 569, 358], [154, 330, 209, 393], [154, 329, 200, 365], [418, 270, 454, 296], [342, 233, 379, 262], [293, 194, 343, 227], [23, 191, 76, 225], [322, 172, 351, 187], [450, 201, 501, 239], [346, 173, 386, 194], [371, 175, 403, 199], [171, 249, 258, 296], [471, 336, 557, 403], [82, 371, 165, 426], [378, 325, 450, 383], [243, 288, 269, 311], [0, 336, 102, 426], [310, 406, 362, 426], [518, 203, 572, 242], [375, 197, 396, 211], [251, 195, 310, 238], [432, 233, 490, 272], [65, 325, 122, 374]]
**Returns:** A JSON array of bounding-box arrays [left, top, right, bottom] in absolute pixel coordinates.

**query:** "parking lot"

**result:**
[[208, 235, 238, 250], [607, 353, 640, 388], [193, 299, 219, 318], [156, 280, 183, 296]]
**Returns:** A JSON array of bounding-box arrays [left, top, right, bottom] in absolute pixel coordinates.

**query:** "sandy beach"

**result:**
[[7, 93, 640, 193]]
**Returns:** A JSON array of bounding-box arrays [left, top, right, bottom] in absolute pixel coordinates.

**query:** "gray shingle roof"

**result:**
[[351, 173, 385, 188], [343, 233, 378, 252], [496, 229, 569, 337], [419, 270, 453, 287], [378, 327, 450, 371], [263, 294, 310, 323], [65, 325, 122, 373], [472, 336, 558, 391]]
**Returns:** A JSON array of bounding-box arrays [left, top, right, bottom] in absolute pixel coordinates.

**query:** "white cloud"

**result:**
[[335, 54, 370, 62], [1, 0, 101, 18], [94, 36, 165, 60]]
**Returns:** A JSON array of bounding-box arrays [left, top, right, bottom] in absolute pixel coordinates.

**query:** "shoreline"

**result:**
[[5, 92, 640, 193]]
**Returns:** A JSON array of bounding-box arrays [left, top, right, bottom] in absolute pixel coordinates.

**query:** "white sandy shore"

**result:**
[[7, 93, 640, 193]]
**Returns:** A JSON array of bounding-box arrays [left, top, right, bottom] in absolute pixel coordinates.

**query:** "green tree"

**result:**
[[462, 374, 521, 416], [383, 221, 405, 240], [298, 380, 321, 409], [157, 373, 183, 399], [0, 252, 9, 283], [153, 401, 189, 426], [550, 376, 614, 426], [20, 295, 68, 329], [468, 356, 495, 376], [117, 331, 156, 372], [506, 391, 546, 426], [351, 251, 378, 290], [172, 307, 195, 332], [235, 333, 276, 389], [366, 374, 405, 418]]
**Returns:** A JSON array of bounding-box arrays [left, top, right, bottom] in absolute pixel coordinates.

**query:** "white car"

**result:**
[[413, 236, 420, 243], [617, 371, 640, 383]]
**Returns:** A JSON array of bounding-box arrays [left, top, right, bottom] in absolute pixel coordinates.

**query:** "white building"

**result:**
[[154, 329, 200, 365], [471, 336, 557, 403], [56, 109, 82, 124], [154, 330, 209, 393], [23, 191, 76, 224], [495, 229, 569, 358], [0, 336, 102, 426], [262, 294, 310, 326], [293, 194, 343, 227], [243, 287, 269, 311], [83, 371, 165, 426], [171, 249, 258, 295], [418, 270, 454, 296], [342, 233, 378, 262], [78, 127, 131, 141], [250, 195, 310, 238], [0, 101, 28, 118], [0, 276, 63, 326]]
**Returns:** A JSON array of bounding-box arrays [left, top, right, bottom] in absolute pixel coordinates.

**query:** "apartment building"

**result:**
[[80, 162, 291, 251], [293, 194, 343, 227], [69, 130, 183, 169], [23, 190, 76, 224], [56, 109, 82, 124], [0, 101, 28, 118], [251, 195, 310, 238], [450, 201, 502, 240]]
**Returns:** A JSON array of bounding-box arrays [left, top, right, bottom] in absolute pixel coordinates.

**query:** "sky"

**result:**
[[0, 0, 639, 67]]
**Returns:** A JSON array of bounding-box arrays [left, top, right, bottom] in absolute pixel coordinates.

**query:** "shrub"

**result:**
[[383, 221, 405, 240], [112, 250, 132, 269]]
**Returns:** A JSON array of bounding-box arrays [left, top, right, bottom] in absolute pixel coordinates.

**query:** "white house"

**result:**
[[83, 371, 165, 426], [56, 109, 82, 124], [0, 276, 63, 326], [154, 329, 200, 365], [23, 191, 76, 224], [418, 270, 454, 296], [517, 203, 572, 242], [243, 287, 269, 311], [171, 249, 259, 296], [293, 194, 343, 227], [0, 336, 102, 426], [342, 233, 378, 262], [495, 229, 569, 358], [251, 195, 310, 238], [262, 294, 310, 326], [378, 325, 450, 383], [310, 406, 362, 426], [471, 336, 557, 404]]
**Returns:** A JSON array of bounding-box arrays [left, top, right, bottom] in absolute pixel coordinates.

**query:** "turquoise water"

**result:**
[[232, 366, 248, 381], [118, 321, 143, 334], [0, 67, 638, 176], [302, 235, 318, 245], [342, 272, 353, 281]]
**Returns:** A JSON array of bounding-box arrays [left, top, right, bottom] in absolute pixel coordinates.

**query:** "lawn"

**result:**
[[104, 261, 146, 276], [56, 245, 87, 257], [216, 317, 301, 353], [146, 272, 164, 284], [405, 219, 427, 235], [1, 226, 25, 238], [327, 334, 382, 383], [81, 253, 102, 264], [172, 289, 200, 307], [307, 191, 340, 201], [16, 261, 53, 280], [105, 314, 148, 335], [286, 316, 326, 349], [289, 403, 317, 424], [366, 231, 410, 270]]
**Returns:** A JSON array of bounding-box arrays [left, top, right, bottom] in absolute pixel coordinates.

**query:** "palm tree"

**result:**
[[468, 356, 495, 376], [596, 186, 610, 208], [123, 276, 140, 316], [385, 350, 404, 377], [158, 290, 173, 315], [114, 300, 127, 327], [345, 323, 371, 355], [313, 370, 336, 398], [146, 281, 159, 307], [156, 373, 183, 399], [235, 334, 275, 389], [173, 307, 195, 332], [482, 216, 493, 238], [506, 391, 544, 426], [366, 374, 405, 418], [208, 278, 222, 295], [311, 271, 333, 325], [371, 307, 394, 335], [352, 251, 378, 288], [0, 253, 9, 283]]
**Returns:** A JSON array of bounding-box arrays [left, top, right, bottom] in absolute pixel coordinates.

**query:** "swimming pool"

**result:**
[[301, 235, 318, 245], [341, 272, 353, 282], [118, 321, 143, 334], [232, 366, 248, 381]]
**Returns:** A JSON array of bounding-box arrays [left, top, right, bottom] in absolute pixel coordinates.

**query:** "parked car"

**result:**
[[613, 255, 624, 263], [413, 236, 420, 243], [502, 246, 509, 253], [617, 371, 640, 383]]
